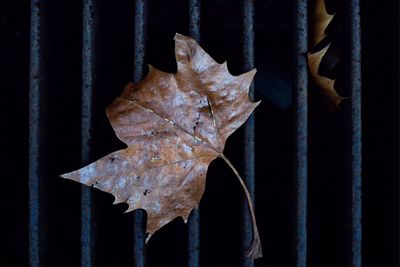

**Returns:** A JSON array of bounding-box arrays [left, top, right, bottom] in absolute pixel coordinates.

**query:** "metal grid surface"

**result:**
[[26, 0, 366, 266]]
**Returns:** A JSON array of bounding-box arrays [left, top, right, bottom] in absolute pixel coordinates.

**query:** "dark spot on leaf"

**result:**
[[143, 189, 150, 196], [193, 113, 201, 131], [146, 130, 156, 136]]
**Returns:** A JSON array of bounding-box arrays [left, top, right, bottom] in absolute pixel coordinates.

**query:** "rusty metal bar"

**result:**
[[133, 1, 147, 266], [188, 0, 201, 266], [29, 0, 44, 265], [81, 0, 97, 265], [294, 0, 308, 266], [348, 0, 362, 266], [242, 0, 255, 266]]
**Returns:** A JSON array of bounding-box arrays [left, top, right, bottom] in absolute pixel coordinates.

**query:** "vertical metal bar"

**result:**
[[189, 0, 201, 41], [294, 1, 308, 267], [81, 0, 96, 266], [188, 1, 201, 266], [133, 1, 147, 266], [348, 0, 362, 266], [133, 0, 146, 82], [243, 0, 255, 266], [29, 0, 43, 266]]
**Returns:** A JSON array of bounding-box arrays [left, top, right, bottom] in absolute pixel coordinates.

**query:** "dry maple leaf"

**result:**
[[61, 33, 262, 259], [309, 0, 334, 50], [308, 0, 346, 108], [308, 45, 344, 108]]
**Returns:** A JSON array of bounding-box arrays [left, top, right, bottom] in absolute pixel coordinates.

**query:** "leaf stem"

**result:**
[[220, 153, 263, 259]]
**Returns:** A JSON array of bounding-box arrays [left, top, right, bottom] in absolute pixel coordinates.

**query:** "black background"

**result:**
[[0, 0, 398, 266]]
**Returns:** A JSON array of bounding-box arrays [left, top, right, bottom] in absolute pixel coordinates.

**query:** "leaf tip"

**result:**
[[124, 205, 135, 213], [147, 64, 155, 72], [174, 32, 184, 40], [113, 196, 124, 205], [181, 214, 190, 224], [241, 68, 257, 80], [60, 171, 75, 180], [145, 232, 153, 244]]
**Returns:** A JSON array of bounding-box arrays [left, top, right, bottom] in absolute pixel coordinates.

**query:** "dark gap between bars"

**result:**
[[133, 1, 147, 266], [294, 1, 308, 267], [81, 0, 96, 266], [243, 0, 255, 266], [348, 0, 362, 266], [187, 0, 201, 267], [29, 0, 43, 266]]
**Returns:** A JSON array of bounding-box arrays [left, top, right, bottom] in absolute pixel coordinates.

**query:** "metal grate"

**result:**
[[294, 1, 308, 266], [81, 0, 96, 265], [28, 1, 42, 265], [187, 1, 201, 266], [27, 0, 363, 266]]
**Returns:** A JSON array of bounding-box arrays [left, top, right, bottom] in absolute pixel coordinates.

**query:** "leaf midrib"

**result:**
[[118, 96, 222, 156]]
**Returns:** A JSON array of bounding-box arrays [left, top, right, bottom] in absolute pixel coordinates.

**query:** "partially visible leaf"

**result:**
[[309, 0, 335, 50], [61, 33, 262, 259], [308, 0, 345, 108], [308, 45, 346, 108]]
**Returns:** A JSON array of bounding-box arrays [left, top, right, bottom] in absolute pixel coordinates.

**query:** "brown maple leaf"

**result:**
[[308, 0, 346, 109], [308, 45, 345, 108], [309, 0, 334, 50], [61, 33, 262, 259]]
